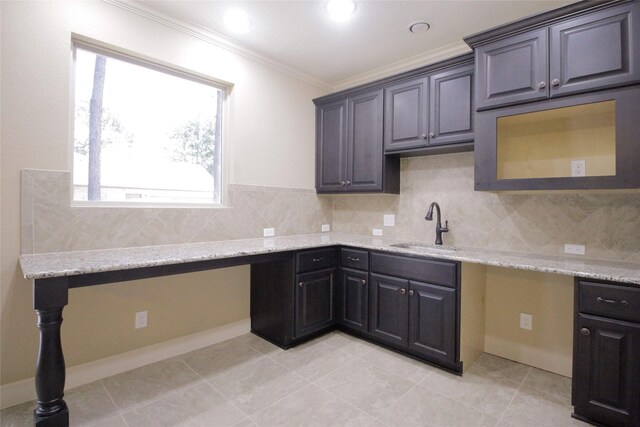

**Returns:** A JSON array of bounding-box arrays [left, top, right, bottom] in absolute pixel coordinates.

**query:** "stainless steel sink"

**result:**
[[390, 242, 458, 252]]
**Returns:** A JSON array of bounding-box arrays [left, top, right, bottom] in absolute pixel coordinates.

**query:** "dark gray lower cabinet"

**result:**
[[408, 282, 456, 364], [573, 279, 640, 427], [295, 268, 335, 338], [370, 273, 409, 347], [338, 268, 368, 333], [369, 254, 459, 370]]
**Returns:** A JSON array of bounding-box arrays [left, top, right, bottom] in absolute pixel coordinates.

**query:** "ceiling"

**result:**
[[138, 0, 576, 88]]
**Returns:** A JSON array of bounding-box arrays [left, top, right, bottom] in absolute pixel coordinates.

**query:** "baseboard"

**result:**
[[0, 318, 250, 410]]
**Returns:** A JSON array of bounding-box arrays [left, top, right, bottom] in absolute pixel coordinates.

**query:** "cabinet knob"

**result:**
[[361, 279, 366, 285], [409, 290, 415, 296], [538, 81, 546, 89], [580, 328, 590, 336], [340, 181, 346, 186], [298, 282, 304, 288], [429, 132, 435, 138], [421, 134, 428, 139], [551, 79, 560, 87], [400, 288, 406, 295], [346, 180, 351, 186]]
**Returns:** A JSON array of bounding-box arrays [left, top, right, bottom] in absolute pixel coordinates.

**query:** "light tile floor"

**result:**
[[1, 331, 587, 427]]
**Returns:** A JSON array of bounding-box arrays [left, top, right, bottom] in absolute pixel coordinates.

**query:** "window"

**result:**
[[72, 42, 225, 205]]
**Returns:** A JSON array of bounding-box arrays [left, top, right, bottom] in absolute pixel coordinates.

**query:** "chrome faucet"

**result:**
[[425, 202, 449, 245]]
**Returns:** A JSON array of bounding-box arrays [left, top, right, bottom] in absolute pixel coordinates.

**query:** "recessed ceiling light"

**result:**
[[409, 21, 431, 34], [224, 9, 251, 33], [326, 0, 356, 22]]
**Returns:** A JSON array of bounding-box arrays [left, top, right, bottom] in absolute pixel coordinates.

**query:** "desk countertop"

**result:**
[[19, 232, 640, 285]]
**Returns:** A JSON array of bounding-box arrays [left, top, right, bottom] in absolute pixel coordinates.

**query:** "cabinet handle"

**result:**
[[597, 297, 628, 306], [551, 79, 560, 87], [340, 181, 346, 186], [409, 290, 415, 296], [580, 328, 590, 336], [347, 256, 360, 262], [361, 279, 366, 285], [400, 288, 406, 295], [538, 81, 546, 89], [429, 132, 435, 138], [298, 282, 304, 287], [312, 257, 324, 262], [421, 134, 427, 139], [346, 180, 351, 186]]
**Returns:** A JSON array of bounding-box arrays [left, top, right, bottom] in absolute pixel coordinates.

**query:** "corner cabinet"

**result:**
[[573, 279, 640, 427], [315, 89, 399, 194], [384, 60, 474, 155], [472, 1, 640, 110]]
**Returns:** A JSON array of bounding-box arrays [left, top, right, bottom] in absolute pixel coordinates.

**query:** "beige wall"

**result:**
[[484, 267, 574, 377], [1, 1, 326, 385]]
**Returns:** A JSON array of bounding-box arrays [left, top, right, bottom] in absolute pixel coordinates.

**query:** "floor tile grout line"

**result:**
[[245, 381, 319, 424], [114, 379, 208, 416], [371, 382, 419, 423], [495, 367, 530, 426], [99, 380, 128, 424]]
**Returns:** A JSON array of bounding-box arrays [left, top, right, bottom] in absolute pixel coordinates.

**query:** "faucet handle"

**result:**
[[441, 220, 449, 232]]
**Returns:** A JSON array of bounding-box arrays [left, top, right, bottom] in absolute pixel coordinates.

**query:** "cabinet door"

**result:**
[[475, 28, 548, 110], [369, 273, 408, 348], [429, 64, 474, 146], [295, 268, 335, 338], [408, 282, 456, 364], [384, 77, 429, 152], [550, 2, 640, 97], [316, 99, 347, 192], [347, 89, 384, 192], [574, 314, 640, 427], [338, 268, 368, 333]]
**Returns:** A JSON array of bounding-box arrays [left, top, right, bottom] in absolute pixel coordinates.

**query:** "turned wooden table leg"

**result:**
[[33, 278, 69, 427]]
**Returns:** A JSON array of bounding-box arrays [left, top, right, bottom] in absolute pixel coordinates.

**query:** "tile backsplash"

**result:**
[[21, 170, 332, 254], [22, 155, 640, 263], [332, 153, 640, 263]]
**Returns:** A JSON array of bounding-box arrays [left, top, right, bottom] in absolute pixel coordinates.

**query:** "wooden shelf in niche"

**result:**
[[496, 100, 616, 180]]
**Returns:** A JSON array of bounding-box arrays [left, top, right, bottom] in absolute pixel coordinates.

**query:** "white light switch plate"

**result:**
[[372, 228, 383, 236], [383, 214, 395, 227], [135, 311, 148, 329], [321, 224, 330, 232], [564, 244, 585, 255], [263, 228, 275, 237], [571, 160, 586, 177], [520, 313, 532, 331]]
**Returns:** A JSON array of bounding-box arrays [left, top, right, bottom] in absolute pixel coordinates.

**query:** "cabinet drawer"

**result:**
[[370, 252, 457, 288], [296, 248, 337, 273], [341, 248, 368, 270], [579, 280, 640, 323]]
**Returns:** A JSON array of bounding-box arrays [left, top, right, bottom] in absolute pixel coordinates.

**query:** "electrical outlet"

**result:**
[[372, 228, 383, 236], [135, 311, 148, 329], [564, 244, 585, 255], [383, 214, 395, 227], [321, 224, 330, 232], [571, 160, 586, 177], [263, 228, 275, 237], [520, 313, 532, 331]]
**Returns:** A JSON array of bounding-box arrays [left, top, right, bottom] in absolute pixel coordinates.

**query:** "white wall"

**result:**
[[1, 0, 326, 386]]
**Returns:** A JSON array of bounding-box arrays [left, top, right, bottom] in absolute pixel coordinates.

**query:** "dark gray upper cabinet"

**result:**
[[384, 77, 430, 152], [316, 99, 347, 192], [384, 58, 475, 154], [315, 89, 399, 194], [429, 64, 475, 145], [347, 90, 385, 192], [468, 1, 640, 111], [550, 2, 640, 97], [475, 28, 548, 110]]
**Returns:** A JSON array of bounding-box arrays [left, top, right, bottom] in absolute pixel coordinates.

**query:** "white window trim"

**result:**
[[68, 36, 232, 209]]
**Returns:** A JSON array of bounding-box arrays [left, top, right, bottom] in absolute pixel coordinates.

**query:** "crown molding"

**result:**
[[101, 0, 333, 90], [331, 41, 471, 91]]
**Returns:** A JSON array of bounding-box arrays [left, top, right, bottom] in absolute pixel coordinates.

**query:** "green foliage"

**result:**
[[170, 119, 217, 176], [74, 102, 133, 155]]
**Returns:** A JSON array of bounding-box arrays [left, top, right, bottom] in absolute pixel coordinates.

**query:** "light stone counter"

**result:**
[[20, 232, 640, 285]]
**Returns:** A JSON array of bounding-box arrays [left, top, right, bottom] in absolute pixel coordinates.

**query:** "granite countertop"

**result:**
[[19, 232, 640, 285]]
